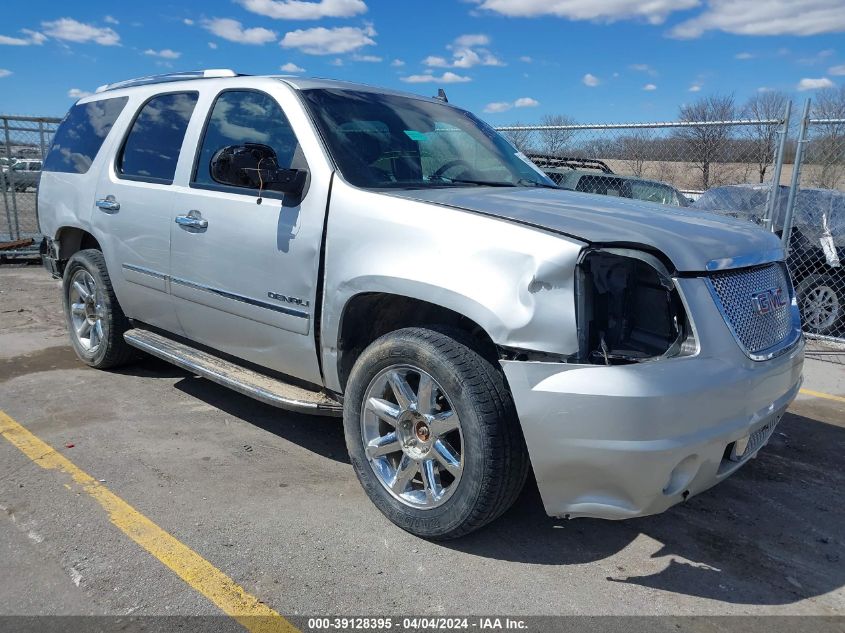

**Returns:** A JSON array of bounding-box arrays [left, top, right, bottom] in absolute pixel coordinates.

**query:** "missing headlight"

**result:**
[[576, 248, 695, 365]]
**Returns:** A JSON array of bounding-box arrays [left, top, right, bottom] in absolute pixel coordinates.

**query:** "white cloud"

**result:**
[[280, 62, 305, 72], [202, 18, 276, 45], [582, 73, 600, 87], [484, 101, 512, 113], [423, 55, 450, 68], [453, 33, 490, 48], [423, 33, 504, 69], [670, 0, 845, 38], [184, 18, 195, 26], [0, 69, 12, 78], [734, 52, 754, 60], [514, 96, 539, 107], [519, 55, 532, 63], [41, 18, 120, 45], [144, 48, 181, 59], [352, 53, 381, 62], [757, 86, 773, 92], [797, 77, 835, 91], [629, 63, 657, 76], [689, 81, 703, 92], [330, 58, 344, 66], [0, 34, 31, 46], [474, 0, 697, 24], [67, 88, 92, 98], [400, 71, 472, 84], [280, 24, 376, 54], [830, 65, 845, 76], [208, 41, 218, 49], [483, 96, 539, 112], [391, 58, 405, 67], [643, 83, 657, 91], [237, 0, 367, 20], [104, 15, 119, 25]]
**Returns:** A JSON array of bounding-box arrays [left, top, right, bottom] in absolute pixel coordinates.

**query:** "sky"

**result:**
[[0, 0, 843, 123]]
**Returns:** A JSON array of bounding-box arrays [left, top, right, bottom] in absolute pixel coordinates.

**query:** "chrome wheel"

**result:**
[[802, 284, 839, 331], [68, 269, 105, 353], [361, 365, 463, 509]]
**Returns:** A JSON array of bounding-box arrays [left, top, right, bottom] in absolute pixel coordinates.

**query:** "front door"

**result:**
[[169, 88, 327, 385], [93, 91, 200, 336]]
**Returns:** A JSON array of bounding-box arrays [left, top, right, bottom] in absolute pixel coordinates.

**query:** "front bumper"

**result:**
[[501, 276, 805, 520]]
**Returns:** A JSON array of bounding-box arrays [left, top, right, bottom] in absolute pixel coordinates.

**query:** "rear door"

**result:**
[[168, 87, 328, 384], [92, 91, 199, 335]]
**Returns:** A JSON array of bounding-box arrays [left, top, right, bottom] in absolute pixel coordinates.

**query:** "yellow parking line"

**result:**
[[0, 410, 298, 633], [799, 389, 845, 404]]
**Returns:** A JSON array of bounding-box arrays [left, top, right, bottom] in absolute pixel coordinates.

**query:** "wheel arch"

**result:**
[[55, 225, 102, 259], [333, 290, 501, 392]]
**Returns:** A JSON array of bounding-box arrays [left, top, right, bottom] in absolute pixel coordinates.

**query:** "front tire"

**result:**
[[796, 274, 842, 336], [344, 327, 529, 539], [62, 249, 135, 369]]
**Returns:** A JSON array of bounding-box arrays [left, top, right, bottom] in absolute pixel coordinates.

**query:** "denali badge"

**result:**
[[750, 287, 787, 315], [268, 291, 310, 308]]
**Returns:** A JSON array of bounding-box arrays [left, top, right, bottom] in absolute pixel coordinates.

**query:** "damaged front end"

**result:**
[[575, 248, 697, 365]]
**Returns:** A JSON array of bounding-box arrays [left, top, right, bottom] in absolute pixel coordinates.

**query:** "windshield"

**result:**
[[302, 88, 555, 189]]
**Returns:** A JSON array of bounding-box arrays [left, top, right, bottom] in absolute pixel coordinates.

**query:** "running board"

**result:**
[[123, 328, 343, 417]]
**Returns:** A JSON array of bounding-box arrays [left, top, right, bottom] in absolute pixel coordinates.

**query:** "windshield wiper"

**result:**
[[445, 178, 518, 187], [516, 178, 559, 189]]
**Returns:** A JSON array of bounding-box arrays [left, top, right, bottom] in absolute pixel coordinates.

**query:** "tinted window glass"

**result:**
[[194, 91, 301, 188], [43, 97, 128, 174], [301, 88, 554, 190], [118, 92, 198, 183]]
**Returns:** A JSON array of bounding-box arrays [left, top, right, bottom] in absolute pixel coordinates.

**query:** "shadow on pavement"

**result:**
[[117, 356, 845, 606]]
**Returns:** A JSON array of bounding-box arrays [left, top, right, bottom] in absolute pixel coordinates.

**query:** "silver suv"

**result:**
[[38, 70, 804, 539]]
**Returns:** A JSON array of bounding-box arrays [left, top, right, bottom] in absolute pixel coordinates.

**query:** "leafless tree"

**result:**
[[538, 114, 576, 155], [500, 122, 535, 152], [676, 94, 737, 190], [808, 85, 845, 189], [619, 129, 653, 177], [741, 90, 788, 184]]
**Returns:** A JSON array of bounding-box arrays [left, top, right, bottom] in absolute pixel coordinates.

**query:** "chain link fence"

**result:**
[[1, 115, 60, 256], [0, 106, 842, 355]]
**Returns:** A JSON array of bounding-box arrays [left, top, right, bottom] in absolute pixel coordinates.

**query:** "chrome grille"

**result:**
[[707, 262, 795, 357]]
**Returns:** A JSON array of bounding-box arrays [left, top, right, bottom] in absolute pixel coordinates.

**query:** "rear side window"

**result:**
[[118, 92, 198, 184], [43, 97, 128, 174]]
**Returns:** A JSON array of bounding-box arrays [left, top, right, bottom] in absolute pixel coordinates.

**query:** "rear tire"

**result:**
[[62, 249, 135, 369], [343, 327, 529, 540]]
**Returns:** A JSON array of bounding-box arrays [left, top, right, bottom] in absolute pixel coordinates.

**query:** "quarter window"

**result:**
[[43, 97, 128, 174], [118, 92, 198, 184], [193, 90, 302, 189]]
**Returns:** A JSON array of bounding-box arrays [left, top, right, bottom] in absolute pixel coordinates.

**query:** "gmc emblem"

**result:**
[[751, 287, 788, 315]]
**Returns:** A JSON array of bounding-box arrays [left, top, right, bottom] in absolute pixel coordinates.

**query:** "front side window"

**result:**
[[43, 97, 128, 174], [301, 88, 555, 190], [193, 90, 302, 189], [118, 92, 198, 184]]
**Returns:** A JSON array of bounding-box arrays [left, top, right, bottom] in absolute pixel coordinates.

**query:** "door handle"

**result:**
[[175, 211, 208, 230], [95, 196, 120, 213]]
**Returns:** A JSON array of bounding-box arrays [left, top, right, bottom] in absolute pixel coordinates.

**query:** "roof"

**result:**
[[89, 68, 445, 105]]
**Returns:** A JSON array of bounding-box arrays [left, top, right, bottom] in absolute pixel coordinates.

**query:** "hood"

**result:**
[[389, 187, 783, 273]]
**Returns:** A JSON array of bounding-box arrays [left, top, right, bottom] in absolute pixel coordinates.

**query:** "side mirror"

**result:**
[[210, 143, 307, 196]]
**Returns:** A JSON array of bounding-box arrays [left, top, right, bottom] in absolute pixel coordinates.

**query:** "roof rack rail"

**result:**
[[526, 154, 614, 174], [95, 69, 239, 94]]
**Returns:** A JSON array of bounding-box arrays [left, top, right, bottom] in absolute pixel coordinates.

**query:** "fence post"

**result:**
[[763, 99, 791, 232], [782, 99, 811, 252], [2, 116, 21, 241]]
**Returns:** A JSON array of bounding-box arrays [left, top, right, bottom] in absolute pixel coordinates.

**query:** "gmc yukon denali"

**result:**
[[37, 70, 804, 539]]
